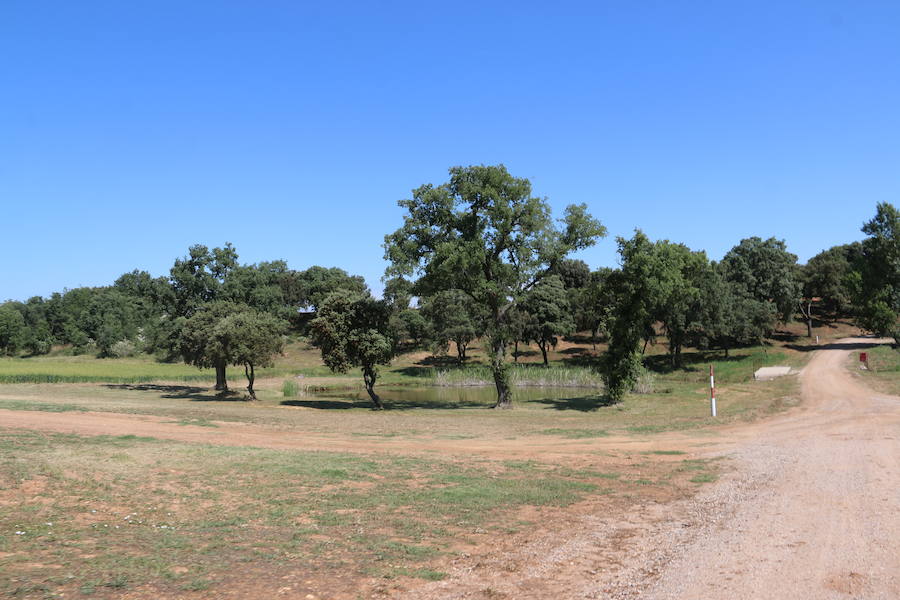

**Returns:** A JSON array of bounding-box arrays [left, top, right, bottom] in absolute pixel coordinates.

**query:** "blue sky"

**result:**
[[2, 1, 898, 301]]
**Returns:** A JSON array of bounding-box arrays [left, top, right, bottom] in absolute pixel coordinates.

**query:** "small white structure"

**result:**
[[754, 366, 793, 381]]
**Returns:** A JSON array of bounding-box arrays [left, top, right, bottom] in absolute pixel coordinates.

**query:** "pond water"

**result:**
[[297, 385, 606, 411]]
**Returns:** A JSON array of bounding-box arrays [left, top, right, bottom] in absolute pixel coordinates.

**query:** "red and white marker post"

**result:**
[[709, 365, 717, 417]]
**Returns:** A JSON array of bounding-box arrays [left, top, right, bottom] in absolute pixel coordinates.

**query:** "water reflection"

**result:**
[[283, 386, 607, 411]]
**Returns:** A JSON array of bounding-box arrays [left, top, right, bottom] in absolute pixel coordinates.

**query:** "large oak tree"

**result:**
[[309, 291, 395, 410], [384, 164, 605, 408]]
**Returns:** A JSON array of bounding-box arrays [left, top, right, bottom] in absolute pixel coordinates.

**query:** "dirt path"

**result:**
[[400, 338, 900, 599], [640, 339, 900, 599]]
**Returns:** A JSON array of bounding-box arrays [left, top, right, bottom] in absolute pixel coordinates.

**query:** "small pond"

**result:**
[[293, 385, 606, 411]]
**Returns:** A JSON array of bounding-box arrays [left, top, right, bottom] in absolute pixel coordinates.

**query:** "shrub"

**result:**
[[282, 379, 300, 398], [108, 339, 138, 358], [632, 370, 655, 394]]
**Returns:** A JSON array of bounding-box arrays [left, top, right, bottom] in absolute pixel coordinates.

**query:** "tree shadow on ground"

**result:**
[[281, 396, 491, 410], [392, 366, 438, 378], [384, 398, 493, 410], [559, 346, 590, 355], [770, 330, 800, 343], [642, 350, 751, 375], [103, 384, 247, 402], [532, 395, 616, 412], [412, 355, 465, 368], [785, 339, 894, 353], [560, 353, 597, 367], [280, 399, 363, 410], [563, 333, 603, 345]]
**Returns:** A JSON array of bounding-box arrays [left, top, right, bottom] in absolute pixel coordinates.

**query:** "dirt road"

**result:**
[[402, 338, 900, 599], [640, 339, 900, 599]]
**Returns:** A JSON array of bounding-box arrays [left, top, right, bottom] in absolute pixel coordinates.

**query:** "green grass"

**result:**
[[0, 337, 807, 442], [535, 428, 609, 439], [675, 458, 722, 485], [0, 430, 626, 597], [281, 379, 300, 397], [167, 418, 218, 428], [0, 354, 303, 384], [853, 343, 900, 395], [432, 365, 602, 388], [0, 398, 88, 412]]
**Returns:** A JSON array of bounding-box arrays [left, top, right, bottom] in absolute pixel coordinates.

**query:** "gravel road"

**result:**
[[643, 337, 900, 599], [405, 338, 900, 599]]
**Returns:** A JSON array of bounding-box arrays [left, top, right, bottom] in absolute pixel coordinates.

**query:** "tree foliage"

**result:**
[[420, 290, 484, 362], [384, 164, 605, 408], [855, 202, 900, 339], [720, 237, 800, 324], [0, 306, 27, 356], [296, 266, 369, 312], [309, 291, 395, 409], [180, 302, 286, 398], [520, 276, 574, 366], [602, 232, 656, 401], [801, 243, 861, 316], [570, 268, 615, 348], [214, 309, 287, 399]]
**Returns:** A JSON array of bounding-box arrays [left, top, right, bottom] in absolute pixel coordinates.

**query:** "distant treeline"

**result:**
[[0, 245, 366, 358], [0, 165, 896, 408]]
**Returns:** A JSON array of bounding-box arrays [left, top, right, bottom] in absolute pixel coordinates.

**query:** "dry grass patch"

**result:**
[[0, 430, 719, 599]]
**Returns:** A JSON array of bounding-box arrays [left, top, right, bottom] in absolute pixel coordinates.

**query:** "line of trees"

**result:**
[[2, 166, 898, 409], [0, 245, 368, 398]]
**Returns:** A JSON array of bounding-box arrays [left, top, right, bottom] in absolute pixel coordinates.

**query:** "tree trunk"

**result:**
[[363, 367, 384, 410], [806, 301, 813, 338], [456, 340, 467, 363], [490, 337, 512, 409], [539, 340, 548, 366], [215, 361, 228, 391], [513, 340, 519, 363], [244, 363, 256, 400], [591, 326, 598, 350], [799, 300, 813, 338]]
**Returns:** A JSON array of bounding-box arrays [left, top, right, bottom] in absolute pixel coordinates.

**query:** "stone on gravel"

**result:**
[[753, 366, 792, 381]]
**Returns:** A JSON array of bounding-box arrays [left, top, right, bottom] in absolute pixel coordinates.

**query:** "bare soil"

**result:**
[[3, 337, 897, 599], [400, 337, 900, 599]]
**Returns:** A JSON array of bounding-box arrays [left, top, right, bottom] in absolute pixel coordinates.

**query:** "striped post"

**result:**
[[710, 365, 717, 417]]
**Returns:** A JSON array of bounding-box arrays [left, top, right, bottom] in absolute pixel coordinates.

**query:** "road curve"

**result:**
[[646, 338, 900, 599]]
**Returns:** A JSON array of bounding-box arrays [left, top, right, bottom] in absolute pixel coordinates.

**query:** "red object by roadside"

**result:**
[[860, 352, 868, 362]]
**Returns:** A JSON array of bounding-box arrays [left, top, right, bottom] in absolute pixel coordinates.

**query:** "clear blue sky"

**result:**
[[2, 1, 899, 301]]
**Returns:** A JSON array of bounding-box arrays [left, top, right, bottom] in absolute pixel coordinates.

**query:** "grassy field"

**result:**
[[0, 323, 816, 387], [0, 327, 824, 598], [0, 329, 812, 436], [0, 355, 801, 437], [0, 429, 721, 599]]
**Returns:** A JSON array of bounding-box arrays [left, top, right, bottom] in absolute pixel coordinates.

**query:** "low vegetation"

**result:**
[[852, 343, 900, 395], [0, 430, 719, 598]]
